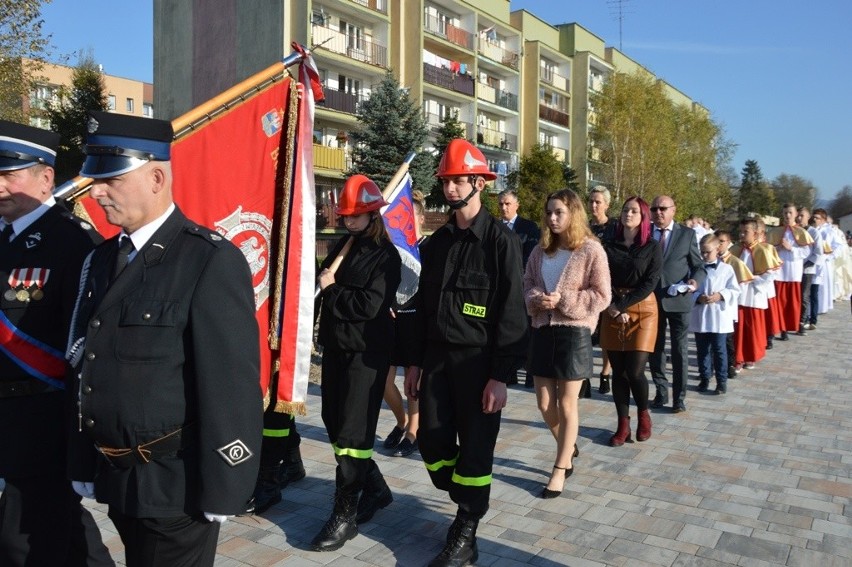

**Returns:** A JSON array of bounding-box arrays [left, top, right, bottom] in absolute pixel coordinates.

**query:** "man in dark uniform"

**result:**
[[0, 121, 112, 566], [66, 112, 262, 566], [405, 139, 527, 567]]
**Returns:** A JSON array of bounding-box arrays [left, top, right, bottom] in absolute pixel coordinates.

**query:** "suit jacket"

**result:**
[[511, 215, 540, 269], [654, 223, 707, 313], [67, 207, 262, 517], [0, 206, 100, 477]]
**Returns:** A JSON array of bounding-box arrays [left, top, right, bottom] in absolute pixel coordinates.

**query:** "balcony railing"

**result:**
[[349, 0, 387, 14], [423, 62, 475, 96], [477, 40, 519, 70], [311, 23, 387, 68], [540, 66, 569, 91], [476, 126, 516, 151], [313, 144, 346, 170], [477, 82, 517, 111], [319, 89, 368, 114], [424, 112, 473, 139], [539, 104, 570, 128], [424, 12, 474, 49]]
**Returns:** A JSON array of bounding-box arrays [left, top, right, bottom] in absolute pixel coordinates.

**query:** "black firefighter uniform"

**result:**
[[66, 207, 263, 518]]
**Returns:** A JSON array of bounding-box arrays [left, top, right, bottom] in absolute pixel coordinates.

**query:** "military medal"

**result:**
[[16, 289, 29, 302], [4, 289, 16, 301], [31, 289, 44, 300]]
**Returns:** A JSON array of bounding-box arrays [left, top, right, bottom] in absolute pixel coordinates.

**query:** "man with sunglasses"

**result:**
[[648, 196, 706, 413]]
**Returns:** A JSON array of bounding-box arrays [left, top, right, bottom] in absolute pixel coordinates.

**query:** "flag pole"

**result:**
[[314, 151, 417, 298], [54, 47, 310, 201]]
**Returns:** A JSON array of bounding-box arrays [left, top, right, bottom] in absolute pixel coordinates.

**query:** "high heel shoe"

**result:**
[[541, 465, 573, 499], [573, 443, 579, 459]]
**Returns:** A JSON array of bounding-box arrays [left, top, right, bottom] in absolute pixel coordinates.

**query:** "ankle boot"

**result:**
[[609, 416, 633, 447], [428, 512, 479, 567], [243, 464, 281, 515], [598, 373, 611, 394], [311, 491, 359, 551], [278, 446, 306, 488], [636, 409, 652, 442], [357, 464, 393, 524], [578, 379, 592, 399]]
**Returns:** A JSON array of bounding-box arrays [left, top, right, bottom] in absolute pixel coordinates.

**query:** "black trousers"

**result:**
[[260, 397, 301, 467], [800, 273, 815, 325], [108, 510, 219, 567], [0, 474, 113, 566], [649, 308, 691, 404], [419, 346, 501, 519], [320, 348, 388, 495]]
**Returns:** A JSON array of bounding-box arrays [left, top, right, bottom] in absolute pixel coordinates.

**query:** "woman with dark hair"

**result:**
[[523, 189, 610, 498], [600, 196, 662, 446]]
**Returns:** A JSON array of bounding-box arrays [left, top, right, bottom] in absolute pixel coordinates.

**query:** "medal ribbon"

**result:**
[[0, 310, 66, 388]]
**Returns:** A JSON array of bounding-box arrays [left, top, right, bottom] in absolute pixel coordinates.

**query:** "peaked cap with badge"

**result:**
[[0, 119, 60, 171], [81, 111, 173, 178]]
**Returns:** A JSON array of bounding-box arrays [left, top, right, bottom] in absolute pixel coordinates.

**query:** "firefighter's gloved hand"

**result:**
[[72, 480, 96, 499], [204, 512, 232, 523]]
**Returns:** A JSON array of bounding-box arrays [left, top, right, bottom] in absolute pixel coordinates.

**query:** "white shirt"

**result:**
[[120, 203, 176, 263], [776, 226, 812, 282], [1, 196, 57, 241], [541, 249, 571, 293], [689, 260, 739, 333], [503, 215, 517, 231]]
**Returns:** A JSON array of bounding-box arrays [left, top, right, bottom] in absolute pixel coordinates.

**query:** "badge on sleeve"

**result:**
[[217, 439, 253, 466]]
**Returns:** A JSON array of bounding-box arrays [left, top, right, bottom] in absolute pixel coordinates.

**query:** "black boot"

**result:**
[[598, 373, 611, 394], [311, 492, 359, 551], [243, 465, 281, 515], [428, 512, 479, 567], [578, 379, 592, 398], [277, 446, 306, 488], [357, 464, 393, 524]]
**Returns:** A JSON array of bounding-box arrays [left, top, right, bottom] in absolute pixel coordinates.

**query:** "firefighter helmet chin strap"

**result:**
[[446, 176, 479, 210]]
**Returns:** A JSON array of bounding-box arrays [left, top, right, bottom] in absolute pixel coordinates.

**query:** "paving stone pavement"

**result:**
[[16, 304, 852, 566]]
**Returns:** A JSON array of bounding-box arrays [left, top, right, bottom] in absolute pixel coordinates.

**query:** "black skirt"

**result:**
[[528, 325, 592, 380]]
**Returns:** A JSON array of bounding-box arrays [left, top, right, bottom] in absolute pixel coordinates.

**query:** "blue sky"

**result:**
[[40, 0, 851, 200]]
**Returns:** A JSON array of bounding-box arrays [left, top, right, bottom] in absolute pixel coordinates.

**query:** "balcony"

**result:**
[[349, 0, 387, 14], [476, 126, 516, 151], [313, 144, 346, 171], [539, 104, 570, 128], [424, 111, 473, 139], [424, 12, 473, 50], [423, 62, 475, 96], [319, 89, 368, 114], [311, 23, 388, 68], [477, 82, 518, 112], [551, 146, 568, 162], [540, 67, 570, 92], [477, 40, 519, 70]]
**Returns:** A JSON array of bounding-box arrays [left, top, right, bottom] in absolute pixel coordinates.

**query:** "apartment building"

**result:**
[[26, 61, 154, 130], [154, 0, 700, 222]]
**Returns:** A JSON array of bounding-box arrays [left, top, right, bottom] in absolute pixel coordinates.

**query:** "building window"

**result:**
[[143, 103, 153, 118], [108, 95, 116, 110], [126, 98, 134, 112]]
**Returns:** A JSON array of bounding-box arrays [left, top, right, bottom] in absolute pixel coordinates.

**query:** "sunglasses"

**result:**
[[650, 206, 670, 212]]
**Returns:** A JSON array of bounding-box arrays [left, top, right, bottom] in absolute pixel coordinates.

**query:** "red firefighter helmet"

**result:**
[[435, 139, 497, 181], [336, 174, 388, 216]]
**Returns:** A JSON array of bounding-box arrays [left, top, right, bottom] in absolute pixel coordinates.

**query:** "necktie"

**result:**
[[659, 228, 669, 254], [111, 236, 135, 281], [1, 223, 14, 244]]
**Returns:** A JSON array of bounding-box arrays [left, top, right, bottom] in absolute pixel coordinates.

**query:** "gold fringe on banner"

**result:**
[[267, 78, 300, 351]]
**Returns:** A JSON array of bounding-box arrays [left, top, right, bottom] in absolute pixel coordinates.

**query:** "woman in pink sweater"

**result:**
[[523, 189, 611, 498]]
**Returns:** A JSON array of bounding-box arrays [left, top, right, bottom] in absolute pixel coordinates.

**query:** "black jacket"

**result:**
[[67, 208, 262, 517], [413, 207, 527, 382], [318, 234, 401, 353], [0, 206, 100, 477], [510, 215, 540, 269]]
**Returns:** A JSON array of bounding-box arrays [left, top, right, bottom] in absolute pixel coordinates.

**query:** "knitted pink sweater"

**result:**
[[523, 238, 612, 330]]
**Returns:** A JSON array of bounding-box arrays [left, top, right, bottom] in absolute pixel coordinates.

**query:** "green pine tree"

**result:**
[[738, 159, 776, 217], [512, 143, 569, 221], [348, 70, 432, 194], [45, 51, 109, 183]]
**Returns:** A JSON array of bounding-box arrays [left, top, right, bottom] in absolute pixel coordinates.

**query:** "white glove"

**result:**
[[203, 512, 232, 523], [72, 480, 96, 499]]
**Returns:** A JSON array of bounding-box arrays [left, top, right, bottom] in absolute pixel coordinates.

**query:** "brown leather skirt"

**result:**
[[600, 290, 658, 353]]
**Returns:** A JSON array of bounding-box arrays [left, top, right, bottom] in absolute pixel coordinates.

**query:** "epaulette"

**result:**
[[57, 207, 100, 235], [184, 225, 229, 247]]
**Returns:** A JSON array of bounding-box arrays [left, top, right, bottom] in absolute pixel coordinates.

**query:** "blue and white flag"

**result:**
[[381, 172, 421, 305]]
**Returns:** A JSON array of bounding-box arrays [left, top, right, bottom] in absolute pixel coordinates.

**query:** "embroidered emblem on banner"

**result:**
[[217, 439, 253, 466], [214, 207, 272, 311], [462, 303, 486, 318]]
